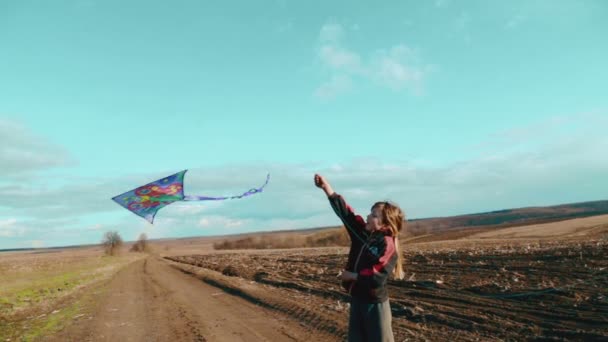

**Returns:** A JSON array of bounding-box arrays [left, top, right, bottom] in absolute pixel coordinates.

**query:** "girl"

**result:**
[[314, 174, 405, 342]]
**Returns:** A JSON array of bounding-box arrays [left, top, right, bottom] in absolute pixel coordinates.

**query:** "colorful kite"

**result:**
[[112, 170, 270, 223]]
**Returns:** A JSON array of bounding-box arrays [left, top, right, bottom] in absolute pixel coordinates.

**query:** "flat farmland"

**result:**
[[166, 217, 608, 341], [1, 214, 607, 341], [0, 247, 143, 341]]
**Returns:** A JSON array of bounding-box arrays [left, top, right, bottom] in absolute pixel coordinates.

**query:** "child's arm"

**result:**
[[314, 174, 366, 239], [314, 174, 335, 197]]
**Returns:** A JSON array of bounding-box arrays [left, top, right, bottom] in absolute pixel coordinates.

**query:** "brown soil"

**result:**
[[166, 239, 608, 341], [46, 257, 337, 342], [25, 216, 608, 341]]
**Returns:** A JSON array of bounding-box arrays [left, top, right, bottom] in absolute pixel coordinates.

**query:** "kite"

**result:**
[[112, 170, 270, 224]]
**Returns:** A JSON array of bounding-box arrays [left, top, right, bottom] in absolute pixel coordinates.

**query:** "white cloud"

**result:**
[[0, 118, 74, 179], [160, 112, 607, 225], [472, 112, 606, 156], [86, 223, 106, 231], [314, 23, 433, 98], [314, 75, 353, 100], [370, 45, 432, 94], [2, 111, 606, 247], [0, 218, 24, 237], [0, 218, 17, 228], [172, 200, 225, 215], [198, 215, 246, 229], [249, 215, 331, 232], [319, 45, 362, 70], [0, 179, 123, 219], [319, 23, 344, 43]]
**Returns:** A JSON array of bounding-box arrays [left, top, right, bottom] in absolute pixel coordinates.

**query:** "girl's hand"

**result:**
[[314, 174, 327, 189], [340, 270, 358, 282], [314, 173, 335, 197]]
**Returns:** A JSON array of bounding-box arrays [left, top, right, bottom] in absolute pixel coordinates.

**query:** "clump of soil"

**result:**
[[167, 239, 608, 341]]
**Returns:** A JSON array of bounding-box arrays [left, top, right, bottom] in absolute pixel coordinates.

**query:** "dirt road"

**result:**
[[47, 257, 335, 342]]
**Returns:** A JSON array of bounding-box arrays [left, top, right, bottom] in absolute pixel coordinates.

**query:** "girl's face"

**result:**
[[365, 206, 384, 232]]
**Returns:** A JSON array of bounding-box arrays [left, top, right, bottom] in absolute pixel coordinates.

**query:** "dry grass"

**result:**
[[211, 214, 608, 251], [466, 214, 608, 240], [0, 246, 143, 341], [213, 227, 350, 250]]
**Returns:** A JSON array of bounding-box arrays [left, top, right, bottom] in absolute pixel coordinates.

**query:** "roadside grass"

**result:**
[[20, 279, 110, 342], [1, 255, 115, 312], [22, 297, 81, 341], [213, 227, 350, 250], [0, 250, 141, 341]]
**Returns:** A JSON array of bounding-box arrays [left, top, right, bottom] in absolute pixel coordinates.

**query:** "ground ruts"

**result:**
[[46, 257, 335, 341], [167, 239, 608, 341]]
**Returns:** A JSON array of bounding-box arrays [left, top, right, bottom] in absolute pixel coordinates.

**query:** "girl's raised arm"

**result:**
[[314, 173, 367, 240], [314, 174, 335, 197]]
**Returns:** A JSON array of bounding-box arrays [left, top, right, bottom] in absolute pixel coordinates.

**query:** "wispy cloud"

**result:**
[[0, 118, 74, 179], [2, 112, 606, 248], [319, 22, 344, 43], [319, 45, 362, 70], [370, 45, 430, 94], [472, 112, 605, 155], [314, 75, 353, 99], [143, 112, 608, 233], [0, 218, 24, 237], [198, 216, 245, 229], [314, 22, 433, 99], [86, 223, 106, 231]]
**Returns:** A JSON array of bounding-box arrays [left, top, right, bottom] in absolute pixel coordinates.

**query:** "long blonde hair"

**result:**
[[373, 201, 405, 280]]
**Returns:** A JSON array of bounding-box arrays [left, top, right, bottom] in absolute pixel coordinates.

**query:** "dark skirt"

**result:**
[[348, 297, 394, 342]]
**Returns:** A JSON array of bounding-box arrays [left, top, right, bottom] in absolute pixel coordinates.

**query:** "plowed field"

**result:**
[[167, 239, 608, 341]]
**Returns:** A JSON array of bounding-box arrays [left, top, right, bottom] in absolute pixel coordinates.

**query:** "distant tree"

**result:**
[[102, 231, 123, 256], [130, 233, 149, 253]]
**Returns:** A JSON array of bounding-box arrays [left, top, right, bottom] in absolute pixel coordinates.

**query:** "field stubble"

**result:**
[[167, 238, 608, 341]]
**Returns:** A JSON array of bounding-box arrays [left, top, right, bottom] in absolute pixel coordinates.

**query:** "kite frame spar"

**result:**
[[112, 170, 270, 224]]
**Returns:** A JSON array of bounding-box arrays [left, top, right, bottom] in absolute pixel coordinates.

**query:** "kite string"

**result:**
[[183, 173, 270, 202]]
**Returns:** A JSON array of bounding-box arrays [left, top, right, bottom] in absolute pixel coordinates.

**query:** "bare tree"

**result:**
[[102, 231, 123, 256], [130, 233, 149, 253]]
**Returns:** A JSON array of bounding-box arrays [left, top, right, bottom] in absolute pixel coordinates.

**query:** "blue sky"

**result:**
[[1, 0, 607, 249]]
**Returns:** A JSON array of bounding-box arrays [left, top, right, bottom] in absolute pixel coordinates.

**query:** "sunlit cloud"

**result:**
[[1, 112, 606, 248], [314, 23, 433, 98], [0, 218, 24, 237]]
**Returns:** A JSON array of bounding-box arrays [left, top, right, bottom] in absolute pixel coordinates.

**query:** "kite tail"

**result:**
[[183, 173, 270, 201]]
